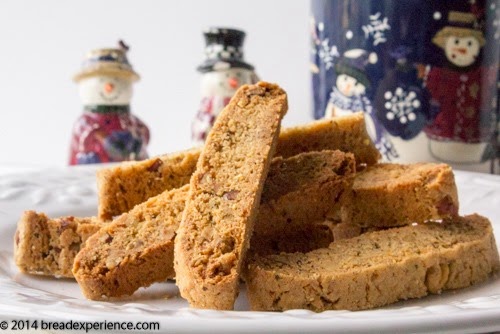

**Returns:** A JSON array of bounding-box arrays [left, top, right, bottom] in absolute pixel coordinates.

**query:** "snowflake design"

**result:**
[[315, 38, 340, 70], [376, 136, 399, 161], [362, 12, 391, 46], [384, 87, 421, 124]]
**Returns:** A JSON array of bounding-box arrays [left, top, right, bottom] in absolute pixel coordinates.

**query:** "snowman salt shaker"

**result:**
[[192, 28, 258, 145], [69, 41, 150, 165]]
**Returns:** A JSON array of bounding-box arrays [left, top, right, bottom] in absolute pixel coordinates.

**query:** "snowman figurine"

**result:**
[[69, 41, 150, 165], [423, 11, 497, 163], [325, 49, 398, 160], [192, 28, 258, 145]]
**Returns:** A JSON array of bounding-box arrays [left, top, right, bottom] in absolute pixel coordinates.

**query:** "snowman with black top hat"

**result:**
[[326, 49, 398, 160], [192, 27, 258, 145]]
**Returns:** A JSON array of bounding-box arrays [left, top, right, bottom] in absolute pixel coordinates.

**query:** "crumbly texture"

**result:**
[[174, 82, 288, 310], [245, 214, 500, 312], [14, 211, 103, 278], [341, 163, 459, 228], [96, 148, 200, 220], [96, 112, 379, 220], [72, 184, 188, 300], [250, 150, 355, 256]]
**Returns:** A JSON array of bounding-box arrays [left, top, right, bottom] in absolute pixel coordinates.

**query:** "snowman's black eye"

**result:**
[[467, 40, 472, 46], [344, 76, 348, 81], [455, 39, 460, 45]]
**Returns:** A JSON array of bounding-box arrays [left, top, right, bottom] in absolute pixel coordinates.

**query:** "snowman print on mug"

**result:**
[[325, 49, 398, 160], [311, 4, 498, 169], [422, 11, 496, 164]]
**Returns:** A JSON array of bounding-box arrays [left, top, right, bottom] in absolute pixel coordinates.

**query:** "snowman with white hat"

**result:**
[[69, 40, 149, 165], [192, 27, 258, 145]]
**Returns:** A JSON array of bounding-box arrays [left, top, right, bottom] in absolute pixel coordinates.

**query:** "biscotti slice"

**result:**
[[174, 82, 288, 310], [97, 148, 200, 220], [97, 112, 378, 220], [340, 163, 459, 228], [72, 184, 188, 299], [250, 150, 355, 256], [245, 214, 500, 312], [276, 112, 379, 165], [14, 211, 103, 278]]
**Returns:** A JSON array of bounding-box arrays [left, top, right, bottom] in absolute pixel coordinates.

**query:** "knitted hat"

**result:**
[[432, 11, 485, 49], [73, 40, 140, 82], [334, 49, 378, 89], [197, 27, 254, 73]]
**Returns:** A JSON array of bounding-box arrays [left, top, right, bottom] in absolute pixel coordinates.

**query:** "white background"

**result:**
[[0, 0, 311, 167]]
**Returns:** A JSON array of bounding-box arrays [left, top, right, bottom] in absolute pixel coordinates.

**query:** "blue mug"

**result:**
[[311, 0, 499, 173]]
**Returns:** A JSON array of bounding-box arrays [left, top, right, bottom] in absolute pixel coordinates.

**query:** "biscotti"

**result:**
[[18, 150, 353, 285], [340, 163, 459, 228], [275, 112, 379, 165], [97, 112, 379, 220], [250, 150, 355, 256], [73, 184, 189, 300], [174, 82, 288, 310], [97, 148, 200, 220], [18, 161, 456, 284], [245, 214, 500, 312], [14, 211, 103, 278]]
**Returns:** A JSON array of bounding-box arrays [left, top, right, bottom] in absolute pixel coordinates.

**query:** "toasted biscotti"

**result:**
[[19, 161, 455, 284], [14, 211, 104, 278], [250, 150, 355, 256], [73, 184, 189, 299], [174, 82, 288, 310], [245, 214, 500, 312], [275, 112, 379, 165], [18, 150, 352, 287], [96, 148, 200, 220], [340, 163, 459, 228], [97, 112, 379, 220]]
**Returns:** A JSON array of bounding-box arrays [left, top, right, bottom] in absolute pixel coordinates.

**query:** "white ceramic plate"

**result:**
[[1, 166, 500, 333]]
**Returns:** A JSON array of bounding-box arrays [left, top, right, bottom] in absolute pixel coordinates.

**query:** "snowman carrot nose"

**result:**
[[228, 77, 239, 89], [104, 82, 115, 93], [454, 47, 468, 55]]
